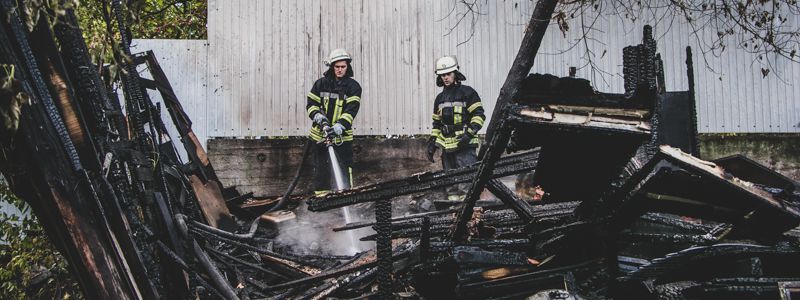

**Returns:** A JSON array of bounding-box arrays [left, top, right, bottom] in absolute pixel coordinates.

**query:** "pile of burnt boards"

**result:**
[[305, 26, 800, 299], [2, 3, 798, 298]]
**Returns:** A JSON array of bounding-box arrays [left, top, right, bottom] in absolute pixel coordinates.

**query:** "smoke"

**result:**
[[275, 203, 373, 256], [274, 194, 436, 256]]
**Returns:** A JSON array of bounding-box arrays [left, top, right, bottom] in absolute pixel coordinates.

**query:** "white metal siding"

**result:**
[[153, 0, 799, 137], [206, 0, 537, 136]]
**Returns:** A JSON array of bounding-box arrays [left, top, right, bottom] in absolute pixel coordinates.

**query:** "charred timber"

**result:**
[[605, 146, 800, 235], [0, 2, 144, 297], [451, 119, 514, 241], [308, 149, 539, 211], [455, 260, 603, 299]]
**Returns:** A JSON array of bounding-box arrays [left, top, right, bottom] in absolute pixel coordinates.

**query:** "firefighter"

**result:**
[[306, 49, 362, 195], [426, 55, 486, 201]]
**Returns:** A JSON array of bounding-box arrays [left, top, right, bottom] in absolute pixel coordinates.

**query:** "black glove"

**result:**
[[458, 133, 473, 147], [426, 138, 438, 163]]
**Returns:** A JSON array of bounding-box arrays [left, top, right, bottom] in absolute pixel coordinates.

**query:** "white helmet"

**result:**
[[325, 48, 352, 66], [435, 56, 459, 75]]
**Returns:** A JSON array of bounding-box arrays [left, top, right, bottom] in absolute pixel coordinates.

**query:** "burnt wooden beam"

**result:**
[[453, 246, 531, 266], [140, 50, 223, 184], [456, 260, 601, 299], [0, 2, 141, 297], [53, 9, 124, 142], [456, 0, 558, 242], [486, 178, 535, 223], [685, 46, 700, 156], [333, 208, 457, 232], [307, 149, 539, 212], [450, 120, 513, 241]]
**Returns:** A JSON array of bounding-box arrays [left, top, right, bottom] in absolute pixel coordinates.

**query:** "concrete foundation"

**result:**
[[698, 133, 800, 181], [207, 134, 799, 198], [208, 137, 437, 197]]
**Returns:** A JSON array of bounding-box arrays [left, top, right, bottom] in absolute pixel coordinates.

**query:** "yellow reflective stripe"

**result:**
[[435, 139, 447, 148], [432, 114, 441, 120], [314, 190, 330, 196], [470, 116, 485, 126], [434, 130, 478, 150], [447, 195, 463, 201], [309, 133, 324, 140], [333, 99, 343, 122], [307, 105, 320, 115], [431, 129, 442, 135], [454, 106, 463, 124], [308, 92, 321, 103], [436, 136, 461, 149], [467, 102, 482, 112], [309, 126, 324, 141], [340, 113, 354, 124], [346, 96, 360, 103]]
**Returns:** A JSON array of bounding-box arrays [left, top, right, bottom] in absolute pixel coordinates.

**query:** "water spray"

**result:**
[[320, 123, 360, 255]]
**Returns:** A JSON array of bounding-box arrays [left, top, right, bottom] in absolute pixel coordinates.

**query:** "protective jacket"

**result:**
[[306, 76, 362, 142], [431, 83, 485, 152]]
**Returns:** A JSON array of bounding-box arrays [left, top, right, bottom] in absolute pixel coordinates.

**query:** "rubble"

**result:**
[[0, 1, 798, 298]]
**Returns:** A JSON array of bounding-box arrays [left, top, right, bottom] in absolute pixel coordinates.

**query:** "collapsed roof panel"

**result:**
[[608, 146, 800, 235]]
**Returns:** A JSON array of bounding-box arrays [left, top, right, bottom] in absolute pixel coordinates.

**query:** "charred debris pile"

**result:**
[[0, 1, 798, 298]]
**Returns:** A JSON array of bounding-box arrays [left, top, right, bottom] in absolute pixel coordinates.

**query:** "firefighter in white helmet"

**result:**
[[305, 49, 362, 195], [427, 55, 486, 201]]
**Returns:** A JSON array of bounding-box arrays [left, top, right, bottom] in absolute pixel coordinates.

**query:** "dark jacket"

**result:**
[[430, 82, 485, 152], [306, 76, 362, 142]]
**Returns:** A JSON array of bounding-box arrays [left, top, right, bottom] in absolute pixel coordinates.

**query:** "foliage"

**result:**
[[0, 2, 206, 298], [448, 0, 799, 76], [555, 1, 800, 73], [18, 0, 80, 32], [75, 0, 207, 64], [0, 182, 82, 299]]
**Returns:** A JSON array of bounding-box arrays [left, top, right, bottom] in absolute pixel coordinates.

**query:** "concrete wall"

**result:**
[[699, 134, 800, 182], [209, 134, 800, 197], [208, 137, 437, 197]]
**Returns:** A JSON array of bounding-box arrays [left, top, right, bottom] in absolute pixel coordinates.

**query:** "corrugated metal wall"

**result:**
[[206, 0, 533, 136], [152, 0, 798, 137]]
